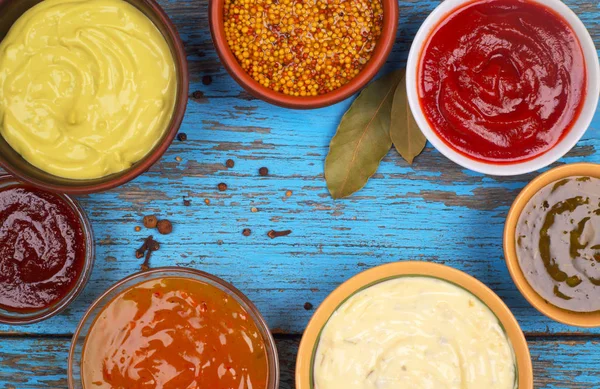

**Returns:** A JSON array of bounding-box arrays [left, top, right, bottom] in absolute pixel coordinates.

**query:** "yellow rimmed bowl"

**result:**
[[296, 261, 533, 389], [504, 163, 600, 327]]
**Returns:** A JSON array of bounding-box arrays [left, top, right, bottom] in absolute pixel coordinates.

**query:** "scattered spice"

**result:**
[[192, 90, 204, 99], [134, 226, 141, 232], [183, 198, 192, 206], [137, 235, 160, 271], [226, 159, 235, 168], [177, 132, 187, 141], [157, 219, 173, 235], [259, 167, 269, 176], [202, 75, 213, 85], [218, 183, 228, 191], [204, 199, 211, 205], [304, 302, 313, 310], [175, 156, 182, 162], [251, 207, 258, 213], [285, 190, 292, 197], [267, 229, 292, 239], [242, 228, 252, 236], [143, 215, 158, 229]]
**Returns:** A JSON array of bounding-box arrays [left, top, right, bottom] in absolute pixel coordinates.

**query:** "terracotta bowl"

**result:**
[[504, 163, 600, 327], [0, 0, 189, 195], [209, 0, 398, 109], [296, 261, 533, 389]]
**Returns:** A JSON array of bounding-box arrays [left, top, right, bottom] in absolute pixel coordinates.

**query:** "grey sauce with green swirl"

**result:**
[[516, 176, 600, 312]]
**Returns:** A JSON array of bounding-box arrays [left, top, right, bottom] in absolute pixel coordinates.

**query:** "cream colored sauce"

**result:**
[[314, 277, 516, 389]]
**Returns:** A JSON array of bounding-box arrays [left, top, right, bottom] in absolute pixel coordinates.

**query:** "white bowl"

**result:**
[[406, 0, 600, 176]]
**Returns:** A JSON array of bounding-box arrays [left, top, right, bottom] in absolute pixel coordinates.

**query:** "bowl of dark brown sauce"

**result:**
[[0, 175, 94, 324]]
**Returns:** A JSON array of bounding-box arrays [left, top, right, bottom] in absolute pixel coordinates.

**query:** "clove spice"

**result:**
[[267, 229, 291, 239], [137, 235, 160, 271]]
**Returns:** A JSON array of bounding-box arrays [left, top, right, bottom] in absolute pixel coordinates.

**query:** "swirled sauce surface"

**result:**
[[0, 185, 85, 311], [0, 0, 176, 179], [82, 277, 269, 389], [419, 0, 586, 163], [516, 176, 600, 312], [314, 277, 516, 389]]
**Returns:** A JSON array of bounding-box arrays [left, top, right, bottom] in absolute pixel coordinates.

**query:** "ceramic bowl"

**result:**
[[68, 267, 279, 389], [406, 0, 600, 176], [0, 175, 95, 325], [209, 0, 398, 109], [0, 0, 189, 194], [504, 163, 600, 327], [296, 261, 533, 389]]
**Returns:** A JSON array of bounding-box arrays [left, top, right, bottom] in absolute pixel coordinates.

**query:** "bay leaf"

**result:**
[[390, 69, 427, 164], [325, 70, 404, 199]]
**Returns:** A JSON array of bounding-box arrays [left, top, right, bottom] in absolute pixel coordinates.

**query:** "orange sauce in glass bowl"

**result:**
[[81, 277, 269, 389]]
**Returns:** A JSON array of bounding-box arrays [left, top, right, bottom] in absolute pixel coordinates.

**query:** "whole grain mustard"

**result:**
[[0, 0, 177, 179], [224, 0, 383, 96]]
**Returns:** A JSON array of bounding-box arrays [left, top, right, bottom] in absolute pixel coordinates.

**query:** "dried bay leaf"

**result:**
[[390, 69, 427, 164], [325, 70, 404, 199]]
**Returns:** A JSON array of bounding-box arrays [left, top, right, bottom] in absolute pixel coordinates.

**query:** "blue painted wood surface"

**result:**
[[0, 0, 600, 387]]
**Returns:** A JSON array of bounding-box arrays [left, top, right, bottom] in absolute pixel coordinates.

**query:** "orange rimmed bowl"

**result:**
[[209, 0, 398, 109], [296, 261, 533, 389], [504, 163, 600, 327], [0, 0, 189, 195]]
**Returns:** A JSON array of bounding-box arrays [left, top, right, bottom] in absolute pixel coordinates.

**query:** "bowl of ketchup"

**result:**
[[406, 0, 600, 176], [0, 175, 95, 324]]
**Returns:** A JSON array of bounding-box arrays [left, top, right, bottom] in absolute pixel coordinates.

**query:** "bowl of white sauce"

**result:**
[[296, 261, 533, 389]]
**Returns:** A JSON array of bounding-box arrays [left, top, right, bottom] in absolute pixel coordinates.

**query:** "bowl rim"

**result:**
[[208, 0, 398, 109], [0, 174, 95, 325], [405, 0, 600, 176], [504, 163, 600, 327], [295, 261, 533, 389], [67, 266, 280, 389], [0, 0, 189, 195]]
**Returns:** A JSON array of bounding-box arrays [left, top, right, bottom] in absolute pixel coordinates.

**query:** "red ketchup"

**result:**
[[0, 186, 85, 312], [419, 0, 586, 163]]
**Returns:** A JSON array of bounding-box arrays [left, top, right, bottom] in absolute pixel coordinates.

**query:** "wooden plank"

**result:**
[[0, 0, 598, 338], [0, 336, 599, 388]]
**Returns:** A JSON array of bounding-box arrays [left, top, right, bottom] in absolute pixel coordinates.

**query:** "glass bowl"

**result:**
[[68, 267, 280, 389], [0, 175, 95, 325]]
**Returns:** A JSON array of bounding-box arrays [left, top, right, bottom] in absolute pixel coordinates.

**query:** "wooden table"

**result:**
[[1, 0, 599, 387]]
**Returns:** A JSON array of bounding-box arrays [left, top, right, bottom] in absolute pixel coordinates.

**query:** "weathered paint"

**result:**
[[1, 337, 599, 388], [0, 0, 599, 386]]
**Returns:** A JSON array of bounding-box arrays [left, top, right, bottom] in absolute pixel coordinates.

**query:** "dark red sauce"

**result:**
[[419, 0, 586, 163], [0, 185, 85, 312]]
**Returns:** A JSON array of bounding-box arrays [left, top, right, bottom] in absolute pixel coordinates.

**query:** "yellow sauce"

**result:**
[[314, 277, 516, 389], [0, 0, 177, 179]]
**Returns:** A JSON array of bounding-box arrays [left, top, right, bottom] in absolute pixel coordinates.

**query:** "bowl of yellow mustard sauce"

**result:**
[[0, 0, 188, 193]]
